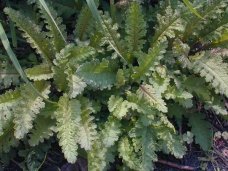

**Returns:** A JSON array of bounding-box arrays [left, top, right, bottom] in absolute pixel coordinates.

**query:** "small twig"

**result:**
[[156, 159, 196, 170]]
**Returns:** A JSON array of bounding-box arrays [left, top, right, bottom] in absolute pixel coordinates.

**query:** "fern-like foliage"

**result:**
[[4, 8, 55, 63], [132, 4, 185, 81], [13, 81, 50, 139], [53, 44, 95, 91], [183, 0, 228, 41], [191, 52, 228, 97], [188, 113, 212, 151], [0, 61, 20, 88], [78, 98, 97, 150], [151, 5, 185, 47], [25, 63, 53, 81], [75, 5, 93, 41], [115, 69, 126, 88], [154, 123, 186, 159], [0, 122, 18, 153], [132, 42, 167, 80], [165, 85, 193, 108], [66, 69, 86, 98], [172, 38, 191, 68], [137, 84, 167, 113], [88, 139, 116, 171], [98, 14, 131, 63], [199, 10, 228, 44], [0, 89, 20, 135], [205, 94, 228, 115], [184, 76, 227, 115], [36, 1, 67, 52], [1, 0, 228, 170], [54, 44, 96, 67], [108, 95, 138, 119], [125, 1, 147, 55], [29, 111, 55, 146], [76, 59, 118, 89], [118, 137, 141, 170], [55, 94, 81, 163], [52, 66, 68, 91], [139, 127, 157, 171], [211, 30, 228, 48], [101, 116, 121, 147]]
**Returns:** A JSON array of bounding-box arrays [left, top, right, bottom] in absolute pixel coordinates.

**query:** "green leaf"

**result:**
[[188, 113, 212, 151], [118, 137, 141, 170], [125, 1, 147, 54], [88, 139, 116, 171], [86, 0, 131, 64], [0, 122, 18, 153], [25, 64, 53, 81], [52, 66, 68, 92], [76, 59, 118, 89], [137, 84, 167, 113], [108, 95, 138, 119], [165, 85, 193, 108], [13, 81, 51, 139], [183, 0, 204, 19], [101, 116, 121, 147], [0, 61, 20, 88], [4, 8, 55, 62], [205, 94, 228, 115], [116, 69, 126, 88], [171, 137, 187, 158], [0, 89, 20, 135], [155, 125, 186, 158], [167, 104, 185, 127], [183, 0, 228, 40], [53, 43, 95, 92], [55, 94, 81, 163], [140, 127, 157, 171], [132, 42, 167, 81], [78, 98, 97, 150], [75, 5, 93, 41], [38, 0, 67, 45], [184, 76, 211, 101], [66, 71, 87, 99], [54, 44, 96, 67], [0, 14, 57, 104], [191, 52, 228, 97], [151, 6, 185, 47], [198, 12, 228, 44], [37, 0, 67, 52], [28, 114, 55, 146]]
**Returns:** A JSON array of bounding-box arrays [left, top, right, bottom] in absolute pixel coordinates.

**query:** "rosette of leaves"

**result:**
[[0, 0, 227, 170]]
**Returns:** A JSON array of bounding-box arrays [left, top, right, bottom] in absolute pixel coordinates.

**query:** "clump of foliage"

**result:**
[[0, 0, 227, 170]]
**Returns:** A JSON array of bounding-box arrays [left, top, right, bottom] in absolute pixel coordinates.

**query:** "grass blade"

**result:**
[[183, 0, 204, 19], [86, 0, 102, 23], [9, 20, 17, 48], [0, 23, 26, 80], [0, 22, 56, 104], [38, 0, 67, 43], [6, 0, 17, 48]]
